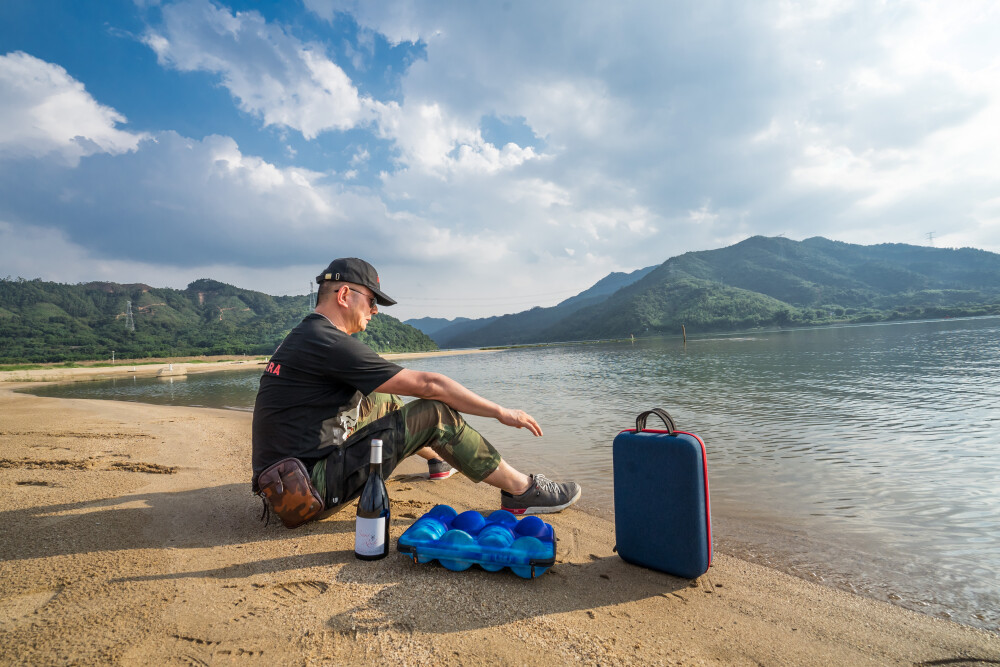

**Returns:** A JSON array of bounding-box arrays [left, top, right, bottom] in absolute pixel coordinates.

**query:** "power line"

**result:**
[[398, 297, 574, 308], [395, 288, 585, 303]]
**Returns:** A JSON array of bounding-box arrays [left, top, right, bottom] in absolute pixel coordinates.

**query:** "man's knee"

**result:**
[[416, 397, 460, 419], [401, 398, 464, 432]]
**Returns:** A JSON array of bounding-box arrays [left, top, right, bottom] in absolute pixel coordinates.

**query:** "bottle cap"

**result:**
[[370, 438, 383, 464]]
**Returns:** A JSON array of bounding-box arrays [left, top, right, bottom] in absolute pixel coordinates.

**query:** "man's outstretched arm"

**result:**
[[374, 369, 542, 437]]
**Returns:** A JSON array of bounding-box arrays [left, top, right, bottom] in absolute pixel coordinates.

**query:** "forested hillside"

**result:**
[[440, 237, 1000, 346], [0, 278, 436, 363]]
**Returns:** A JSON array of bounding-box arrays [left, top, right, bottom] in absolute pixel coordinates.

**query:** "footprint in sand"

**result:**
[[150, 635, 265, 664], [0, 457, 176, 474], [391, 473, 425, 483], [556, 526, 582, 561], [230, 580, 329, 622], [165, 651, 210, 667], [0, 588, 60, 626], [107, 461, 176, 474]]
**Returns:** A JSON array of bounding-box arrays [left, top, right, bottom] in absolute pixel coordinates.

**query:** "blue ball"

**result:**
[[476, 525, 516, 572], [437, 529, 475, 571], [408, 517, 446, 542], [485, 509, 518, 529], [426, 504, 457, 526], [514, 515, 551, 540], [452, 510, 486, 536], [478, 525, 515, 548], [509, 536, 550, 578]]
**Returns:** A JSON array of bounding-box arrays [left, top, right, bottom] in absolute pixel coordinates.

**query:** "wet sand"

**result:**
[[1, 383, 998, 665]]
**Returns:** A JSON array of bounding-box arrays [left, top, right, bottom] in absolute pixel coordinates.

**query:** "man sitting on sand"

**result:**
[[251, 257, 581, 522]]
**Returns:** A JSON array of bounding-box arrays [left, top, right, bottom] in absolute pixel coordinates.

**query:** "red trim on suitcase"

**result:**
[[675, 430, 712, 567], [617, 427, 713, 568]]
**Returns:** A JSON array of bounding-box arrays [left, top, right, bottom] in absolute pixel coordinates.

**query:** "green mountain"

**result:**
[[443, 237, 1000, 346], [0, 278, 437, 363], [424, 264, 656, 348], [404, 316, 475, 336], [554, 264, 657, 310]]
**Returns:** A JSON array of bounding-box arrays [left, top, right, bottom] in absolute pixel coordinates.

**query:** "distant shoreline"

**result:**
[[0, 348, 500, 384]]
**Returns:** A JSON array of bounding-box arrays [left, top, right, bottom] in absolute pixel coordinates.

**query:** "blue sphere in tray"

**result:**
[[408, 517, 447, 542], [478, 524, 515, 547], [451, 510, 486, 535], [514, 515, 551, 540], [437, 529, 476, 571], [476, 525, 516, 571], [485, 509, 518, 528], [425, 504, 458, 525], [509, 536, 550, 578]]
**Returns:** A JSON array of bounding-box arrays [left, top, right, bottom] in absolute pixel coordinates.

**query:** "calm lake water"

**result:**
[[26, 317, 1000, 631]]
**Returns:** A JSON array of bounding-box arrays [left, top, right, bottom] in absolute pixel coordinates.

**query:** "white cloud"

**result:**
[[145, 0, 377, 138], [0, 51, 144, 166], [769, 1, 1000, 243], [377, 100, 539, 177], [303, 0, 424, 46], [350, 147, 370, 166], [145, 0, 543, 181]]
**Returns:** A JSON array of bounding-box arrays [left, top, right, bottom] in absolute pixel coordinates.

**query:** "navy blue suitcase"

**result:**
[[612, 408, 712, 579]]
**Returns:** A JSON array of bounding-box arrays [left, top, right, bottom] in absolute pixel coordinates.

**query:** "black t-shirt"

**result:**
[[251, 313, 402, 486]]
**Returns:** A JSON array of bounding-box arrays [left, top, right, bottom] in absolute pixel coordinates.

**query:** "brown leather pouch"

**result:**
[[257, 458, 325, 528]]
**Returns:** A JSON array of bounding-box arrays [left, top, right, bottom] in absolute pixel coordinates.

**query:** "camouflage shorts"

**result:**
[[310, 393, 501, 509]]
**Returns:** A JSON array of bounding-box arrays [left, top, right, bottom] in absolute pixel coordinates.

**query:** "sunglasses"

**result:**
[[347, 287, 377, 309]]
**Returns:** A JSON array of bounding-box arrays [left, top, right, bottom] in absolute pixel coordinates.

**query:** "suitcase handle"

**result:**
[[635, 408, 676, 433]]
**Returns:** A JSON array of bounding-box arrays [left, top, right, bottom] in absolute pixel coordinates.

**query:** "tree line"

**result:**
[[0, 278, 437, 363]]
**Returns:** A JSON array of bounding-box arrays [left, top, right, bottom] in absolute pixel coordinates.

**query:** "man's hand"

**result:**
[[497, 408, 543, 437]]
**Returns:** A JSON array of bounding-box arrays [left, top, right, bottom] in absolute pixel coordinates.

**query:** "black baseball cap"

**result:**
[[315, 258, 396, 306]]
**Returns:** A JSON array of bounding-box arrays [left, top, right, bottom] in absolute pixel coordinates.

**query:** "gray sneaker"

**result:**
[[500, 474, 581, 515], [427, 458, 457, 481]]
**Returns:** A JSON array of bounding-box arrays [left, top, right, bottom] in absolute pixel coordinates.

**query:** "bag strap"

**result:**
[[635, 408, 676, 434]]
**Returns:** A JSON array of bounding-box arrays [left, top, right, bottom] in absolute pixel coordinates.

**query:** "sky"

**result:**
[[1, 1, 998, 320]]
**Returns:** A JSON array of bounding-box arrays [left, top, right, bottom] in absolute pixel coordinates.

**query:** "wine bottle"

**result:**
[[355, 438, 390, 560]]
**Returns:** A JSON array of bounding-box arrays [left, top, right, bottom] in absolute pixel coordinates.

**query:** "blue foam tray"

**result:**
[[396, 505, 556, 578]]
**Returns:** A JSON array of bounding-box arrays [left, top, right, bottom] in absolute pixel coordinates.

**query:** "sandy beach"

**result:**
[[1, 371, 998, 665]]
